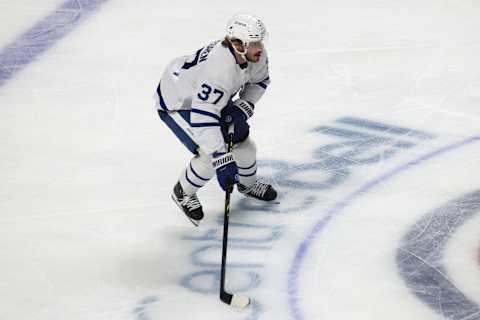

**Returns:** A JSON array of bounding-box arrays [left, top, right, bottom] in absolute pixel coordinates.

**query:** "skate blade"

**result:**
[[171, 195, 201, 227], [243, 194, 281, 205]]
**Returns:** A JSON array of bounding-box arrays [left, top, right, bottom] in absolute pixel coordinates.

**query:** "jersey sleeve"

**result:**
[[239, 52, 270, 105], [189, 62, 234, 156]]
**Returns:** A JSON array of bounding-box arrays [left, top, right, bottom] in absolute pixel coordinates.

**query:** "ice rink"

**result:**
[[1, 1, 480, 319]]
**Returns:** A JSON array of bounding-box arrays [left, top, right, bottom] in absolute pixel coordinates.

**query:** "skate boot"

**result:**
[[172, 182, 204, 226], [237, 180, 277, 202]]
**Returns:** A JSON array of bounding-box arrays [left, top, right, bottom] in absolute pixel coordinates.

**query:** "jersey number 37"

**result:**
[[197, 83, 224, 104]]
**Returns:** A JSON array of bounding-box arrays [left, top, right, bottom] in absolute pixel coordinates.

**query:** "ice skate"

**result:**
[[172, 182, 204, 226], [237, 180, 278, 202]]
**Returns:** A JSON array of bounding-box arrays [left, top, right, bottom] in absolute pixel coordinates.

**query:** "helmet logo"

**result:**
[[226, 13, 267, 48], [234, 21, 247, 27]]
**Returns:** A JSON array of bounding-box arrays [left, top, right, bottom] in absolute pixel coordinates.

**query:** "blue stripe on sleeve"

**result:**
[[156, 83, 169, 111], [256, 82, 268, 89]]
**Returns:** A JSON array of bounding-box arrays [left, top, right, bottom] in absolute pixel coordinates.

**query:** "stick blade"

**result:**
[[220, 292, 250, 308], [230, 294, 250, 308]]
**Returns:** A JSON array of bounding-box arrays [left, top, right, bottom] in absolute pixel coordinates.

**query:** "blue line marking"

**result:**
[[0, 0, 109, 88], [287, 135, 480, 320], [397, 190, 480, 319]]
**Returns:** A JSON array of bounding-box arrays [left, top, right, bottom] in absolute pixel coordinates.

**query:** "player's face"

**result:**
[[245, 41, 264, 62]]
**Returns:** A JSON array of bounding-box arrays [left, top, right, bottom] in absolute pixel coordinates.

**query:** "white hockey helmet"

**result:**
[[226, 13, 267, 50]]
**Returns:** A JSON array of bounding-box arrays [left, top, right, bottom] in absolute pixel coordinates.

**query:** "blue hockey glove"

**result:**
[[212, 152, 239, 191], [225, 99, 254, 122], [220, 99, 253, 143]]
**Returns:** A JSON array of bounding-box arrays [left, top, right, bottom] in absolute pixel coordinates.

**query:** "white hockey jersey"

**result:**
[[156, 40, 270, 155]]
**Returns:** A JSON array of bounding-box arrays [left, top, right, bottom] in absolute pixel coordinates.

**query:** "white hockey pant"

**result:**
[[180, 138, 258, 195]]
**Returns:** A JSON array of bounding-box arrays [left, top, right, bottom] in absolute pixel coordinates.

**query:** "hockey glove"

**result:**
[[233, 99, 254, 120], [223, 99, 254, 123], [220, 100, 252, 143], [212, 152, 239, 191]]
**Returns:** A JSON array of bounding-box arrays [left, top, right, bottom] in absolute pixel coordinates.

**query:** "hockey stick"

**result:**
[[219, 125, 250, 308]]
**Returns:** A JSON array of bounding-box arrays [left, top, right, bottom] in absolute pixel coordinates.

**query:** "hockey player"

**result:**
[[155, 13, 277, 226]]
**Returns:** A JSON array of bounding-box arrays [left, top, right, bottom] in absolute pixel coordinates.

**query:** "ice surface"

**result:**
[[1, 0, 479, 319]]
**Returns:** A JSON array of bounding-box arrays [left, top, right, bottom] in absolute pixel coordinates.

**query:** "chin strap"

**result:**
[[229, 39, 248, 57]]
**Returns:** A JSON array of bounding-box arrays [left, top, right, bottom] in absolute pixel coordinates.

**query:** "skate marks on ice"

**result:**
[[397, 190, 480, 320], [287, 135, 480, 320], [172, 116, 434, 319], [133, 296, 159, 320], [0, 0, 110, 87]]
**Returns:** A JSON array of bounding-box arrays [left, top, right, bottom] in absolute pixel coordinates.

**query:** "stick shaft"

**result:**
[[220, 128, 235, 302]]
